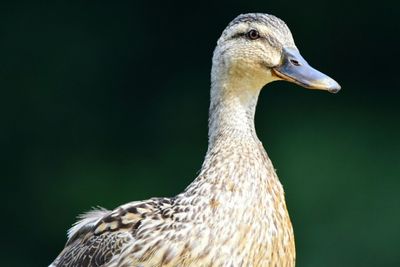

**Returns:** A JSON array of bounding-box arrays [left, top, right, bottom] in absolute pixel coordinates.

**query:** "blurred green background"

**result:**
[[1, 0, 399, 266]]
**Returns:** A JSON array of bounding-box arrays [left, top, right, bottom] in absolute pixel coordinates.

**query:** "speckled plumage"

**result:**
[[50, 13, 320, 267]]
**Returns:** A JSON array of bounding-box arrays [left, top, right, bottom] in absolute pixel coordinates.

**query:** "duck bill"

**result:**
[[272, 47, 341, 93]]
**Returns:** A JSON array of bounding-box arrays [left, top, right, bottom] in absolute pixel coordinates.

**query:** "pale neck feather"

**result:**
[[207, 60, 266, 148], [183, 61, 282, 202]]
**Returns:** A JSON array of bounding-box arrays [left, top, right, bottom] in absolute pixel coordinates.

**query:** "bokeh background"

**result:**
[[1, 0, 399, 266]]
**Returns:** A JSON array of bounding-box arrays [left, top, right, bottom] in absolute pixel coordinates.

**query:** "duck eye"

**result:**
[[247, 29, 260, 40]]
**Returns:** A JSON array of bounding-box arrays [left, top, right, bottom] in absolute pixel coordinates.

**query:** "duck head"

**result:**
[[212, 13, 341, 93]]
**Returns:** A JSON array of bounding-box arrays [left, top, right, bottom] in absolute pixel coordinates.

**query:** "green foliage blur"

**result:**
[[1, 0, 399, 266]]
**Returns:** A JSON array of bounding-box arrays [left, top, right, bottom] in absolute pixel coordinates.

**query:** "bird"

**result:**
[[50, 13, 340, 267]]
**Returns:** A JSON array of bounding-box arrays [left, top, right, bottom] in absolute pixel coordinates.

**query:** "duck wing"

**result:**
[[50, 197, 175, 267]]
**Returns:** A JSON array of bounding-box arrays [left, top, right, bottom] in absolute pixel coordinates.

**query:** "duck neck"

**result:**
[[182, 65, 285, 216], [207, 71, 261, 148]]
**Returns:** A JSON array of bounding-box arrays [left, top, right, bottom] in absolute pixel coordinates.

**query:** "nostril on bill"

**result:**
[[289, 59, 301, 66]]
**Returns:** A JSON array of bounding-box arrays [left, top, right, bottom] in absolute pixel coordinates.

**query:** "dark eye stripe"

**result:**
[[229, 32, 280, 48], [230, 32, 247, 39], [230, 32, 264, 41], [230, 30, 262, 40]]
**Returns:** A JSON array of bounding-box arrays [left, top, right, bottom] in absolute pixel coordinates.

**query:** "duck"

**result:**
[[50, 13, 340, 267]]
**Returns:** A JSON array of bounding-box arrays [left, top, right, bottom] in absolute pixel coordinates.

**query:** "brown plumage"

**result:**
[[50, 13, 340, 267]]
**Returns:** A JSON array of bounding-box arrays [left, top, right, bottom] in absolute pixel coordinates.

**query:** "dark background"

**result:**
[[1, 0, 399, 266]]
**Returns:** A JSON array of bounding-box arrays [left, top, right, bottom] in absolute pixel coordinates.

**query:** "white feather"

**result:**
[[67, 207, 109, 239]]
